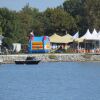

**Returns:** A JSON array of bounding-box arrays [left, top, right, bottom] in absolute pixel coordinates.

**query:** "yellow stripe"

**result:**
[[32, 48, 43, 50], [32, 42, 43, 45]]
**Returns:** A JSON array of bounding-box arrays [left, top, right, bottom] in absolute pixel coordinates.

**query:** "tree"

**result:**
[[63, 0, 85, 16], [20, 4, 44, 37], [63, 0, 89, 35], [0, 26, 2, 35], [0, 8, 18, 46], [43, 8, 77, 36], [84, 0, 100, 31]]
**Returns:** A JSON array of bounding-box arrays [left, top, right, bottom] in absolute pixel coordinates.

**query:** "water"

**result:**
[[0, 62, 100, 100]]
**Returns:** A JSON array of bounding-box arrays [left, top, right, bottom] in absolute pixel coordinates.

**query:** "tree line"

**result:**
[[0, 0, 100, 47]]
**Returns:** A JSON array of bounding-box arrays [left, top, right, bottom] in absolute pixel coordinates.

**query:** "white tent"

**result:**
[[74, 29, 100, 53], [80, 29, 99, 40], [82, 29, 100, 53], [75, 29, 92, 42], [13, 43, 21, 53]]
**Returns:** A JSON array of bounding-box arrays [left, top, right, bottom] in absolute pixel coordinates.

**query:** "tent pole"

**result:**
[[85, 40, 86, 53]]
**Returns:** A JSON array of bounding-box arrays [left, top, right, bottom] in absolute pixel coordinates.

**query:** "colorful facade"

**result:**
[[28, 36, 51, 53]]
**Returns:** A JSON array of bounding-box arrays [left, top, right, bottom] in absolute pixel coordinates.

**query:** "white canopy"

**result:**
[[75, 29, 100, 42], [75, 29, 92, 42]]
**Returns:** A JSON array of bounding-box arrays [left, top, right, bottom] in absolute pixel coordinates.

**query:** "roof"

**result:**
[[75, 29, 92, 42], [61, 34, 73, 43], [91, 29, 99, 40], [50, 33, 73, 43], [49, 33, 63, 43]]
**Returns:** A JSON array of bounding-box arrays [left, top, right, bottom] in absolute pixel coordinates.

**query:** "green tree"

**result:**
[[0, 26, 2, 35], [43, 8, 77, 36], [19, 4, 44, 38], [63, 0, 85, 16], [63, 0, 89, 35], [0, 8, 18, 46], [84, 0, 100, 31]]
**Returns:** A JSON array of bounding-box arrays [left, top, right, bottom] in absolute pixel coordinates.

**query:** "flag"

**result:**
[[29, 31, 34, 40], [30, 31, 34, 36], [73, 32, 79, 39]]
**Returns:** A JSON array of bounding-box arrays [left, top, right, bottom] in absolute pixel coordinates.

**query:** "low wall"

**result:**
[[0, 53, 100, 64]]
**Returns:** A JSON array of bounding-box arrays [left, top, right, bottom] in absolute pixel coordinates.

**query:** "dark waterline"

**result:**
[[0, 62, 100, 100]]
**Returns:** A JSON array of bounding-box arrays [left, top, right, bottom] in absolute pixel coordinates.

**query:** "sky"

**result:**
[[0, 0, 65, 11]]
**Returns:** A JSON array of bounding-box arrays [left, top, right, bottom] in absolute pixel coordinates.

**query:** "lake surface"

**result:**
[[0, 62, 100, 100]]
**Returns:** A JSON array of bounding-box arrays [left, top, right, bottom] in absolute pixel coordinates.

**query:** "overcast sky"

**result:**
[[0, 0, 64, 11]]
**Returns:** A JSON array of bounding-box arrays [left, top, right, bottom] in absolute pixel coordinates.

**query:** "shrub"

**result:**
[[48, 55, 57, 59]]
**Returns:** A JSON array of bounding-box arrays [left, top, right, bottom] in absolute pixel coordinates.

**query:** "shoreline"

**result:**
[[0, 53, 100, 64]]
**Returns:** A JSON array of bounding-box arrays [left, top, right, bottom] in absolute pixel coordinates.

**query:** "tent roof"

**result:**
[[91, 29, 99, 40], [75, 29, 100, 42], [50, 33, 73, 43], [92, 29, 98, 36], [49, 33, 63, 43], [75, 29, 92, 42], [85, 29, 100, 40], [61, 34, 73, 43], [81, 29, 92, 39]]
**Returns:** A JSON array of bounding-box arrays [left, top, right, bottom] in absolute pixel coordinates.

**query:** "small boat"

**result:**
[[15, 57, 40, 65]]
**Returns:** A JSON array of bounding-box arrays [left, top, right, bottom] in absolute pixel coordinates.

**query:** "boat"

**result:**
[[15, 57, 40, 65]]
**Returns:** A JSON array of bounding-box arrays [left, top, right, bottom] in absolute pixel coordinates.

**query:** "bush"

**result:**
[[48, 55, 57, 59]]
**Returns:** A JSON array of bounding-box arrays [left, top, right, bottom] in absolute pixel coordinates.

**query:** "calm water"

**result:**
[[0, 62, 100, 100]]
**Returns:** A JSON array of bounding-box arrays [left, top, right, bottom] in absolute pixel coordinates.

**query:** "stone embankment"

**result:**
[[0, 53, 100, 64]]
